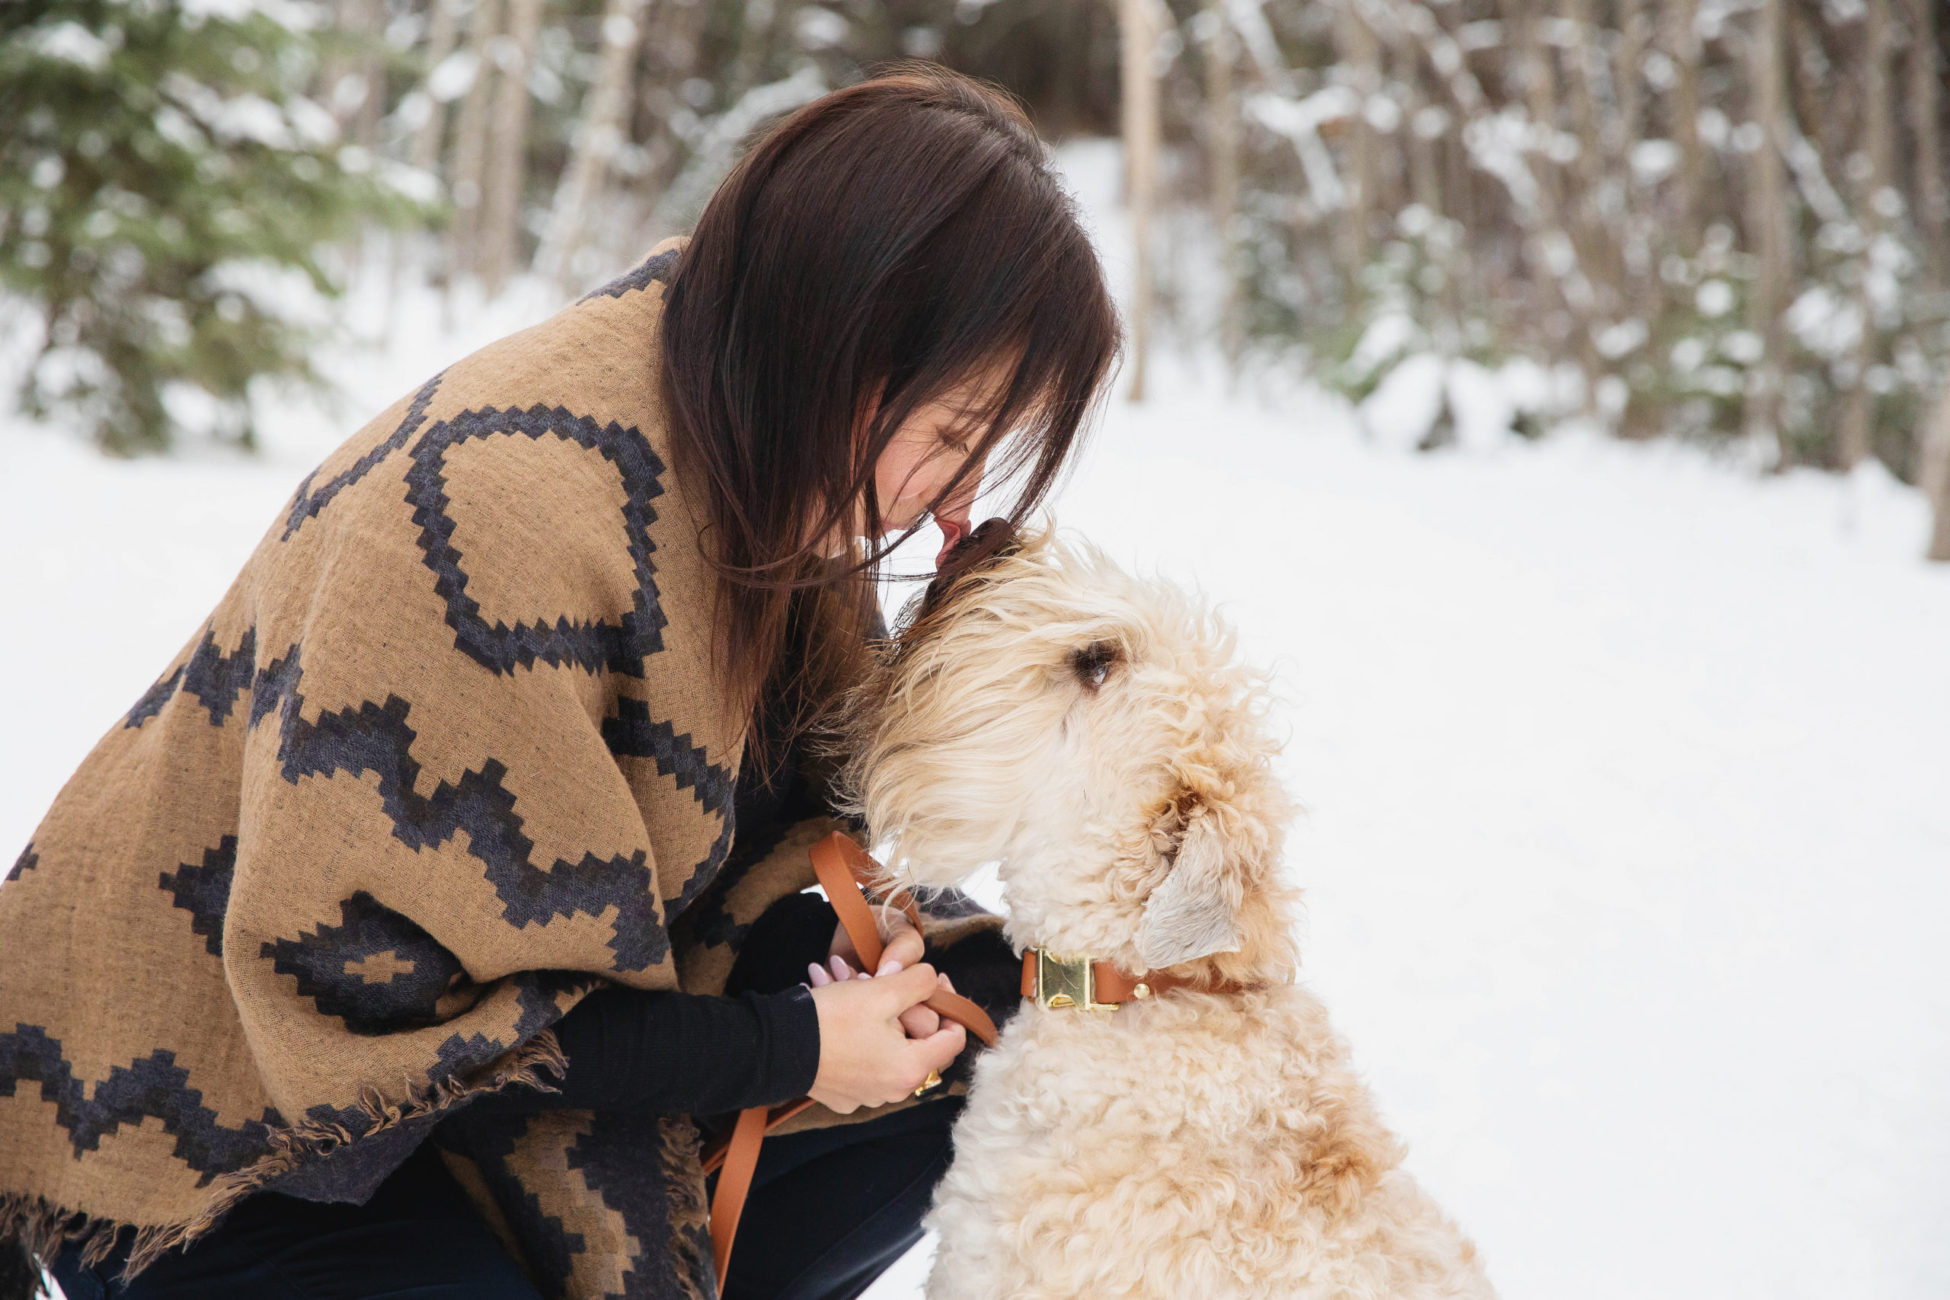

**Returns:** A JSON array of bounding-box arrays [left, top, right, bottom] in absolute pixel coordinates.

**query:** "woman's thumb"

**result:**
[[880, 961, 941, 1008]]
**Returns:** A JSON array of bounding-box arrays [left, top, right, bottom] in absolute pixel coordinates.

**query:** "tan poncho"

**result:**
[[0, 241, 1003, 1299]]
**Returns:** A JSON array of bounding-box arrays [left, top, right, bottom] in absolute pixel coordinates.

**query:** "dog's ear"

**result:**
[[1134, 804, 1243, 969]]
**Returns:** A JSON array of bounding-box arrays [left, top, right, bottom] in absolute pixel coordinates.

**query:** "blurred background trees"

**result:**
[[2, 0, 1947, 557], [0, 0, 426, 454]]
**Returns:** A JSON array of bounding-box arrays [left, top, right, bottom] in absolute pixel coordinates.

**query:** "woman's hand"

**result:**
[[824, 910, 940, 1038], [804, 963, 966, 1114]]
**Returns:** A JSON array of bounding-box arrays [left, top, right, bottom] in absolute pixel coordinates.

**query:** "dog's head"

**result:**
[[840, 525, 1300, 985]]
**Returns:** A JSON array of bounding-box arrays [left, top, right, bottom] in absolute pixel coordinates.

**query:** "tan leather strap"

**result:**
[[706, 1103, 768, 1284], [807, 835, 997, 1050], [705, 833, 998, 1289], [1019, 948, 1254, 1004]]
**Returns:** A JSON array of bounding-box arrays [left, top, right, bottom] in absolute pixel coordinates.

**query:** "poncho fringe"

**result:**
[[0, 1029, 566, 1282]]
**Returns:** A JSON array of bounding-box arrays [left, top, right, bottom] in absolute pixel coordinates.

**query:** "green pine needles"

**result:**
[[0, 0, 425, 454]]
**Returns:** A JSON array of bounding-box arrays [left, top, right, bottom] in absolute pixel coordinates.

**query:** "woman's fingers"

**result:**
[[878, 919, 926, 973], [806, 961, 832, 987], [897, 1001, 940, 1038], [872, 961, 941, 1011], [905, 1018, 967, 1082], [827, 920, 858, 967]]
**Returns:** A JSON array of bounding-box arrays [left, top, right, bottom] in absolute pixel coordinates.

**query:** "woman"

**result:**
[[0, 65, 1118, 1300]]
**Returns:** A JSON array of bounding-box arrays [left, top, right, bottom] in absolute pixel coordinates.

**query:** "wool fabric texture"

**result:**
[[0, 241, 1009, 1300]]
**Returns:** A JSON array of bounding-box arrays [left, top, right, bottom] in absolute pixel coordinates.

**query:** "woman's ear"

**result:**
[[1133, 804, 1243, 970]]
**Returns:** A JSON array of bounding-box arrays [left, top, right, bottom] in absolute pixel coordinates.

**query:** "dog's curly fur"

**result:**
[[838, 529, 1496, 1299]]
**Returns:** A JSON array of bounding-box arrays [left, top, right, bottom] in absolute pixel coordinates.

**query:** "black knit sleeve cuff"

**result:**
[[749, 983, 821, 1103]]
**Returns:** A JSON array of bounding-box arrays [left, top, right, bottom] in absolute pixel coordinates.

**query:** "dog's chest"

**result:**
[[962, 993, 1315, 1155]]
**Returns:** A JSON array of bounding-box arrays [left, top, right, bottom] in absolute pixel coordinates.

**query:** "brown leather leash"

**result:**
[[701, 832, 999, 1289]]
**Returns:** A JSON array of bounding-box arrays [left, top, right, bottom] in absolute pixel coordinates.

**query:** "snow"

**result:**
[[26, 21, 112, 71], [5, 144, 1950, 1300]]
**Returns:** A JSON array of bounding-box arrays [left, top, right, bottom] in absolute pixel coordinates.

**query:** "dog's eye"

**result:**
[[1070, 642, 1120, 690]]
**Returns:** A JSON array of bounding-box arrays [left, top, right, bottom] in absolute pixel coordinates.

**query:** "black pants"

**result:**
[[47, 1096, 962, 1300]]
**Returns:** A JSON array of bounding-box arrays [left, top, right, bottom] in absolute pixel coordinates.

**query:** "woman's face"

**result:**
[[860, 366, 1010, 566]]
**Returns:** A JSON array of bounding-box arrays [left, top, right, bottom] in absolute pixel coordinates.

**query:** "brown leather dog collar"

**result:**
[[1019, 948, 1254, 1010]]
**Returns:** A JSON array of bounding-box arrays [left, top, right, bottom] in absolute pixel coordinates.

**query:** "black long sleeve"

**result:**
[[470, 982, 821, 1118]]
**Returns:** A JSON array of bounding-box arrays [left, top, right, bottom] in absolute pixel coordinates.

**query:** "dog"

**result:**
[[837, 524, 1496, 1299]]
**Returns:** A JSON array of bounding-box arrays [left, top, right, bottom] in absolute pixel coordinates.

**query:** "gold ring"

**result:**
[[913, 1068, 943, 1097]]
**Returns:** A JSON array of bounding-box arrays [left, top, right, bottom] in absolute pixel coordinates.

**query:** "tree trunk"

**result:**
[[1337, 0, 1380, 277], [1516, 0, 1604, 410], [725, 0, 779, 105], [1904, 0, 1948, 286], [320, 0, 380, 133], [535, 0, 647, 288], [629, 0, 710, 208], [1202, 0, 1243, 374], [480, 0, 546, 297], [1841, 0, 1893, 471], [1614, 0, 1660, 323], [1923, 383, 1950, 560], [1563, 0, 1617, 309], [1664, 0, 1706, 250], [410, 0, 465, 175], [1120, 0, 1162, 402], [448, 0, 503, 281], [1745, 0, 1792, 453]]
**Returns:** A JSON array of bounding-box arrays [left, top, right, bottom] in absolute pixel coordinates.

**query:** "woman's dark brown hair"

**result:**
[[658, 63, 1120, 751]]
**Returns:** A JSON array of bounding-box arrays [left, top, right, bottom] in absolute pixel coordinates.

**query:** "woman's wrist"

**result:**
[[755, 982, 822, 1101]]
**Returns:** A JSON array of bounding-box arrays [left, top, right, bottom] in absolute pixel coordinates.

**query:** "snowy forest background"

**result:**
[[5, 2, 1950, 1299], [4, 0, 1950, 559]]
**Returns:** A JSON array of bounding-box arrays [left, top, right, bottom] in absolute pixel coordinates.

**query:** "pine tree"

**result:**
[[0, 0, 425, 454]]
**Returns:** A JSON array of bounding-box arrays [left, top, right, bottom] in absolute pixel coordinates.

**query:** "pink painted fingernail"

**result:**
[[880, 959, 903, 975], [807, 962, 831, 986], [829, 955, 853, 981]]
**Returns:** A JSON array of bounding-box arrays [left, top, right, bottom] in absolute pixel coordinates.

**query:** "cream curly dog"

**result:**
[[839, 525, 1496, 1300]]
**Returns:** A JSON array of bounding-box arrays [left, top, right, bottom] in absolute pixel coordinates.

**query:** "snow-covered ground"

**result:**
[[5, 143, 1949, 1300]]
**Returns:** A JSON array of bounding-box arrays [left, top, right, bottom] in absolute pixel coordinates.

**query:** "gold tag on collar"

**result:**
[[1035, 950, 1120, 1012]]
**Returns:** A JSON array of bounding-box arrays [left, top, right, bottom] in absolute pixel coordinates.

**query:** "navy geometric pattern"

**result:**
[[0, 1024, 279, 1181], [404, 405, 670, 678], [250, 645, 672, 972], [123, 664, 183, 729], [181, 626, 258, 726], [430, 1114, 584, 1297], [578, 246, 678, 304], [122, 625, 258, 730], [260, 890, 470, 1036], [157, 837, 236, 957], [565, 1111, 689, 1298], [601, 699, 736, 915], [282, 372, 445, 541]]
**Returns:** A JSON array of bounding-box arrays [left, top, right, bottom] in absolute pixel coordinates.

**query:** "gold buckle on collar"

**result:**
[[1035, 950, 1119, 1012]]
